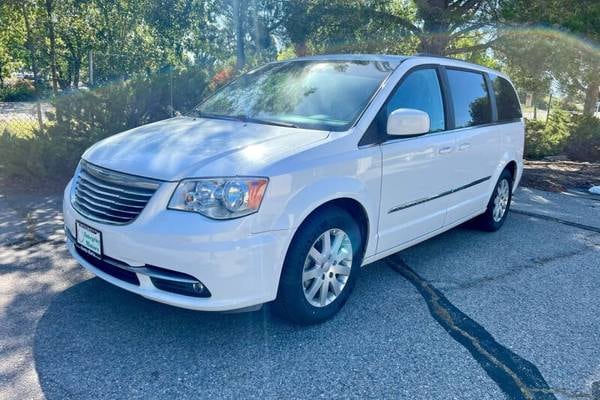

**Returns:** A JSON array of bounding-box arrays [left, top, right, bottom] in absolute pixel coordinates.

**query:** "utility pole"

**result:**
[[89, 50, 94, 87], [545, 92, 553, 126], [170, 66, 174, 117]]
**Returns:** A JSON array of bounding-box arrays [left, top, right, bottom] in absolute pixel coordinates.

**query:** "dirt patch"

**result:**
[[521, 160, 600, 192]]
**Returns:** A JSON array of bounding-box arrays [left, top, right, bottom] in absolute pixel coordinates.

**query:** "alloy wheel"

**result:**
[[302, 228, 353, 307], [493, 178, 510, 222]]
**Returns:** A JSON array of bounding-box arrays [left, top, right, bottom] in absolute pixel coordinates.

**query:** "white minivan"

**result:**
[[63, 54, 524, 324]]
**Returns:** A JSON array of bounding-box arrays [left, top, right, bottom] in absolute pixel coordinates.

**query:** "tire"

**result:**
[[476, 169, 513, 232], [273, 206, 364, 325]]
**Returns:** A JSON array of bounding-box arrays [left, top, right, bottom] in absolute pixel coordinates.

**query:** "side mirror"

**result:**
[[386, 108, 430, 136]]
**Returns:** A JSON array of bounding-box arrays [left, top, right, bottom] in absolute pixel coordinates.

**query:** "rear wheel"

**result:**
[[476, 169, 513, 231], [273, 207, 363, 325]]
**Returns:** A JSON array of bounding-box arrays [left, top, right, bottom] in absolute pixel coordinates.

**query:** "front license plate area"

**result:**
[[76, 221, 103, 259]]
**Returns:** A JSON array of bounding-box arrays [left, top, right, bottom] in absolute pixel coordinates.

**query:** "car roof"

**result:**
[[289, 53, 508, 80], [292, 54, 408, 63]]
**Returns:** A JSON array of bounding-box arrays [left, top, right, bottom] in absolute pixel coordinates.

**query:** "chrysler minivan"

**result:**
[[64, 54, 524, 324]]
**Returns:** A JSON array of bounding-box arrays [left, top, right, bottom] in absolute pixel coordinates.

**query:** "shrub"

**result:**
[[564, 115, 600, 162], [0, 79, 36, 102], [524, 110, 571, 159], [0, 67, 208, 183]]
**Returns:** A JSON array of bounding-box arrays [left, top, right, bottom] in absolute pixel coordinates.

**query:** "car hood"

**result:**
[[82, 116, 330, 181]]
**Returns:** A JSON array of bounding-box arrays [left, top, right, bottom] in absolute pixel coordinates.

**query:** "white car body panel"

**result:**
[[377, 131, 456, 252], [83, 117, 329, 180], [64, 54, 524, 311]]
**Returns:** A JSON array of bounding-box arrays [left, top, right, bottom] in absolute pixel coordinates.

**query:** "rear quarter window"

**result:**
[[490, 74, 522, 122]]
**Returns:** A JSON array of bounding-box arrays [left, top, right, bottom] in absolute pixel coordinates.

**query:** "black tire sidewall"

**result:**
[[275, 207, 363, 324]]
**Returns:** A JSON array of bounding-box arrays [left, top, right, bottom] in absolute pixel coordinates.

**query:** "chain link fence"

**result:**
[[0, 50, 176, 140], [0, 101, 53, 138]]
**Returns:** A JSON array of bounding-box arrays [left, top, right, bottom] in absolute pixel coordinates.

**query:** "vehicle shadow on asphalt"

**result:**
[[31, 259, 426, 399]]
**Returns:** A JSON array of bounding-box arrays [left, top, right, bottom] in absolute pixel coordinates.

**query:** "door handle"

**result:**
[[439, 146, 454, 154], [458, 143, 472, 151]]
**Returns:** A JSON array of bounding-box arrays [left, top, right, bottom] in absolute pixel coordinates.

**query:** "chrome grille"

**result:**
[[72, 161, 161, 225]]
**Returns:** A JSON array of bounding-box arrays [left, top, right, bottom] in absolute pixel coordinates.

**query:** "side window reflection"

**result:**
[[386, 68, 445, 133]]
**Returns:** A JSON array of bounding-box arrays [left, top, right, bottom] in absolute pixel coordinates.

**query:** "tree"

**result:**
[[501, 0, 600, 115], [281, 0, 318, 56], [44, 0, 58, 93], [0, 3, 27, 86], [232, 0, 246, 70], [364, 0, 500, 55], [494, 32, 554, 119], [53, 0, 98, 88]]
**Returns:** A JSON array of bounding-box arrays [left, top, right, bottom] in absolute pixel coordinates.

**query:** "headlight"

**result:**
[[168, 177, 268, 219]]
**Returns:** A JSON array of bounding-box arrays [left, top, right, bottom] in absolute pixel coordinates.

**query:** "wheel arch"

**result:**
[[296, 197, 370, 257], [505, 160, 517, 181], [489, 156, 522, 197]]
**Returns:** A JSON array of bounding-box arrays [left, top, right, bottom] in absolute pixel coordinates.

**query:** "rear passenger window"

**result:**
[[386, 68, 445, 133], [446, 69, 492, 128], [490, 74, 522, 122]]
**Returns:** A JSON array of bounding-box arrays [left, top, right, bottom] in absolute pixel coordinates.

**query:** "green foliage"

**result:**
[[524, 110, 572, 159], [1, 0, 599, 188], [524, 119, 548, 159], [499, 0, 600, 114], [0, 79, 36, 101], [0, 67, 208, 181], [564, 115, 600, 162]]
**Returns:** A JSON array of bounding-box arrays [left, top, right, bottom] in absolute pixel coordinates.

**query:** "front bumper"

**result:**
[[63, 179, 290, 311]]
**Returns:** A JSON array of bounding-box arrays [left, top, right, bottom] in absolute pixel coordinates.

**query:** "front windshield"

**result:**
[[194, 60, 400, 131]]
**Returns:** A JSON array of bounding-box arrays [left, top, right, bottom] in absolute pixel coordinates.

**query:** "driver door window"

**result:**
[[385, 68, 445, 133]]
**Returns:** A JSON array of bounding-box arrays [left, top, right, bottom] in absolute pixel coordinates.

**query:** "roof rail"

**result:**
[[413, 53, 495, 71], [414, 53, 460, 61]]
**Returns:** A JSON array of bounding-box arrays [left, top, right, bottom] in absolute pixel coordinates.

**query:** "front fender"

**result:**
[[253, 175, 379, 258]]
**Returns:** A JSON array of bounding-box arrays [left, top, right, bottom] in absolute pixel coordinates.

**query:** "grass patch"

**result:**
[[0, 119, 40, 138]]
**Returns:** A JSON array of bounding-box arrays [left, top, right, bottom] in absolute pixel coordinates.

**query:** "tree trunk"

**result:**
[[45, 0, 59, 94], [20, 4, 40, 90], [546, 92, 552, 126], [233, 0, 246, 71], [583, 78, 599, 115], [416, 0, 450, 55], [418, 33, 450, 55], [74, 57, 81, 88], [294, 42, 308, 57]]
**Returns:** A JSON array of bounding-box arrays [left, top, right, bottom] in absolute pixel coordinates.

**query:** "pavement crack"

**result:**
[[511, 210, 600, 234], [447, 247, 592, 291], [388, 255, 559, 400], [531, 387, 592, 399]]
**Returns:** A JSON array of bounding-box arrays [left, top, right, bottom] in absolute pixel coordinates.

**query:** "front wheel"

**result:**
[[476, 169, 513, 231], [273, 207, 363, 325]]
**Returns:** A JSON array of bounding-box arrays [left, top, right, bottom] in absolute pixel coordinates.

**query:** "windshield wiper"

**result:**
[[236, 115, 298, 128], [191, 111, 298, 128], [191, 111, 240, 121]]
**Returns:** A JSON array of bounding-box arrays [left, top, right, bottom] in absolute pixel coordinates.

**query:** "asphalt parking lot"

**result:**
[[1, 188, 599, 400]]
